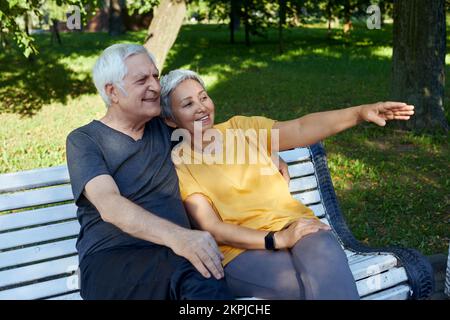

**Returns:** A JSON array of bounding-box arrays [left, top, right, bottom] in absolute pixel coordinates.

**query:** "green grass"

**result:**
[[0, 23, 449, 255]]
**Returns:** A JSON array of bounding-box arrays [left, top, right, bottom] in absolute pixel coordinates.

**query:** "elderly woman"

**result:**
[[160, 69, 414, 300]]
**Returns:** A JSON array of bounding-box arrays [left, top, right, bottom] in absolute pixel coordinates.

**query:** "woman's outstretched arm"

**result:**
[[273, 102, 414, 151]]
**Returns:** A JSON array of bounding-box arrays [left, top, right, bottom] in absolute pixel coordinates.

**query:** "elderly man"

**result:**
[[66, 44, 232, 300]]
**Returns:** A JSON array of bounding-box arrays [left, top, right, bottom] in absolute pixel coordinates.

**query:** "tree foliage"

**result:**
[[0, 0, 100, 57]]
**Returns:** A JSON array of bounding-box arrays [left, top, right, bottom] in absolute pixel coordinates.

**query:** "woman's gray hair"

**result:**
[[92, 43, 157, 107], [160, 69, 206, 120]]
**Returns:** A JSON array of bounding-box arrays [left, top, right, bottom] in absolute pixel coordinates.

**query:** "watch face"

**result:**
[[265, 231, 276, 250]]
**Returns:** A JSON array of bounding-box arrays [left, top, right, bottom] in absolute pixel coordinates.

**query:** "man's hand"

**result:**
[[359, 101, 415, 126], [274, 218, 331, 249], [168, 228, 225, 280]]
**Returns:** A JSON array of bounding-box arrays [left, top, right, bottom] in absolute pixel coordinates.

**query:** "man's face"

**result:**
[[169, 79, 215, 135], [115, 53, 161, 120]]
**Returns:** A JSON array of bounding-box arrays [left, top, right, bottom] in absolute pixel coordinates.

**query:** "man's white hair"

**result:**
[[160, 69, 206, 120], [92, 43, 157, 107]]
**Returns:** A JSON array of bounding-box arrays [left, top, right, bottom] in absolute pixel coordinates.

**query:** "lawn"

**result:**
[[0, 23, 449, 255]]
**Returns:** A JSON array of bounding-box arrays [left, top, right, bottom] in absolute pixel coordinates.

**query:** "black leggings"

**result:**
[[224, 230, 360, 300]]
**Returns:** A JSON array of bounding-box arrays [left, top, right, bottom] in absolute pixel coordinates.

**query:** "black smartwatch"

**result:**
[[264, 231, 278, 251]]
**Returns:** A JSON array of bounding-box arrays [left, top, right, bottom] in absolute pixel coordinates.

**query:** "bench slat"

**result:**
[[356, 267, 408, 297], [0, 256, 78, 288], [292, 190, 321, 206], [0, 185, 74, 212], [308, 203, 325, 218], [350, 255, 398, 281], [348, 254, 377, 265], [279, 148, 310, 163], [287, 162, 314, 178], [345, 250, 357, 258], [0, 221, 80, 251], [0, 165, 69, 194], [0, 276, 76, 300], [362, 284, 410, 300], [47, 292, 82, 300], [0, 239, 77, 270], [0, 204, 77, 232], [289, 175, 317, 193]]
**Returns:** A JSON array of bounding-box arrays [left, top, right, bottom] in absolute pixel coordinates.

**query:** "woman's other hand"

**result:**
[[274, 218, 331, 249], [277, 155, 290, 184]]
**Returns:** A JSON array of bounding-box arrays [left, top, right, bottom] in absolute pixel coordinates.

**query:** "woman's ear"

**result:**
[[164, 117, 178, 128]]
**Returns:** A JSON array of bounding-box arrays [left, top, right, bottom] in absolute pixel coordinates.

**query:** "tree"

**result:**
[[0, 0, 42, 57], [143, 0, 186, 72], [109, 0, 126, 35], [391, 0, 448, 132], [0, 0, 99, 57]]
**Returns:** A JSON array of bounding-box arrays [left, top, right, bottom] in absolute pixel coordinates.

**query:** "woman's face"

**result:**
[[169, 79, 215, 134]]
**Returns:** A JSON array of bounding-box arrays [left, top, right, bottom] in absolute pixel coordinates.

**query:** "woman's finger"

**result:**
[[393, 116, 411, 120], [381, 101, 408, 109], [393, 111, 415, 116]]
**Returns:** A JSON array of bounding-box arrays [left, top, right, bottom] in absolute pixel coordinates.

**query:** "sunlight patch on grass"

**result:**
[[0, 94, 104, 173], [59, 55, 97, 74], [371, 46, 393, 59]]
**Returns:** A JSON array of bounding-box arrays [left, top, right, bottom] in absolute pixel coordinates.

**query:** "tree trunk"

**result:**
[[229, 0, 240, 44], [51, 19, 62, 45], [109, 0, 126, 36], [326, 1, 333, 35], [392, 0, 448, 132], [144, 0, 186, 72], [343, 0, 352, 34], [243, 0, 250, 46], [278, 0, 286, 54]]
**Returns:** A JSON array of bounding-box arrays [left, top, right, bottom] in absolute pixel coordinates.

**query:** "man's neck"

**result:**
[[99, 106, 151, 141]]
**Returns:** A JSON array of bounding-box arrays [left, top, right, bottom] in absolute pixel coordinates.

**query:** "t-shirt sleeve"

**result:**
[[230, 115, 277, 154], [175, 163, 213, 204], [230, 115, 275, 131], [66, 130, 110, 205]]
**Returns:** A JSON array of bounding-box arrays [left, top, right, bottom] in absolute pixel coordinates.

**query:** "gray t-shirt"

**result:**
[[66, 117, 191, 262]]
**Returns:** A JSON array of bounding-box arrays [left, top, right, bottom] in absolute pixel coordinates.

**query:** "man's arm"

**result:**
[[273, 102, 414, 151], [84, 174, 224, 279]]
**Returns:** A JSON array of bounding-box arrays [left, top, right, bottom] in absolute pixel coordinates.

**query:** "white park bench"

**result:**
[[0, 143, 434, 300]]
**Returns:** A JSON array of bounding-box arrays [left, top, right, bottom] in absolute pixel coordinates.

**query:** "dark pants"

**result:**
[[79, 245, 233, 300], [224, 230, 360, 300]]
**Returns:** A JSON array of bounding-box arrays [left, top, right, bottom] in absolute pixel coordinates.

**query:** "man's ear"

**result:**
[[164, 117, 178, 128], [105, 84, 119, 104]]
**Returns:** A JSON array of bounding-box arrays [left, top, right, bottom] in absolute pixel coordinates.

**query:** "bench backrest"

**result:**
[[0, 147, 412, 300], [0, 165, 80, 300]]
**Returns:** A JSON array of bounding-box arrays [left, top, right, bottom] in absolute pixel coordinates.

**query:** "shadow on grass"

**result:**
[[0, 31, 146, 116], [325, 128, 449, 255]]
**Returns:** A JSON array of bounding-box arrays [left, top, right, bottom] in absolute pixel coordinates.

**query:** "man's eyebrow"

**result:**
[[133, 72, 149, 79]]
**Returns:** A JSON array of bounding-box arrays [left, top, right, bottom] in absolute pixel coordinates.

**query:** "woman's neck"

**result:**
[[189, 128, 221, 153]]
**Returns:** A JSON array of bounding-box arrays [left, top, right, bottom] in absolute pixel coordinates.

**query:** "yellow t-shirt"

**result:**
[[173, 116, 317, 265]]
